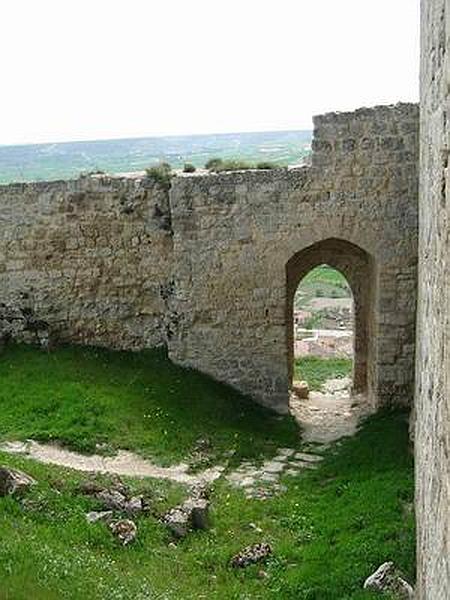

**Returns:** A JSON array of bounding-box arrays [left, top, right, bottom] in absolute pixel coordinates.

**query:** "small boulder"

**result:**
[[78, 480, 104, 496], [163, 495, 210, 538], [0, 467, 36, 497], [363, 562, 414, 599], [293, 380, 309, 400], [109, 519, 137, 546], [231, 542, 272, 568], [96, 489, 127, 511], [125, 495, 145, 516], [183, 497, 210, 530], [163, 506, 190, 539]]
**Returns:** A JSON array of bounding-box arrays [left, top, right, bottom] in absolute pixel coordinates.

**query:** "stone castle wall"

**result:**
[[169, 103, 419, 412], [0, 103, 419, 414], [0, 177, 172, 348], [416, 0, 450, 597]]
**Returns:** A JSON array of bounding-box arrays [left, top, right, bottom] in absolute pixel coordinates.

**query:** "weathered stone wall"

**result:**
[[169, 103, 419, 412], [0, 103, 419, 415], [416, 0, 450, 597], [0, 176, 173, 349]]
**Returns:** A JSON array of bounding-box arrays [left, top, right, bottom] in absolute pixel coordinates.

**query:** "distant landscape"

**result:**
[[0, 130, 312, 184]]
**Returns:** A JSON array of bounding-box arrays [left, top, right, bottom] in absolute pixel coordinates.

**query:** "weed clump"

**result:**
[[205, 158, 252, 172], [183, 163, 196, 173], [219, 160, 252, 172], [205, 158, 224, 171], [145, 162, 172, 191]]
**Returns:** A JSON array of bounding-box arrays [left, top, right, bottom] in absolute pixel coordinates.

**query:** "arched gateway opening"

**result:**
[[293, 264, 354, 390], [286, 238, 375, 404]]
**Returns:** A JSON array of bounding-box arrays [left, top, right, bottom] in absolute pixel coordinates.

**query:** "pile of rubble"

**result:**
[[80, 478, 212, 545]]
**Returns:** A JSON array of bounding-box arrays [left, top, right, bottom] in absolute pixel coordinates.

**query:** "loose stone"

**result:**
[[86, 511, 113, 524], [109, 519, 137, 546], [363, 562, 414, 599], [231, 542, 272, 568], [0, 467, 36, 497]]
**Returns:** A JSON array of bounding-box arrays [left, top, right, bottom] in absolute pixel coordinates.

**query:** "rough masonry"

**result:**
[[415, 0, 450, 597], [0, 103, 419, 414]]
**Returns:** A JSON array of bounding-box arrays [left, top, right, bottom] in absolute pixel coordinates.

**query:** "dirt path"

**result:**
[[0, 377, 370, 496], [290, 376, 373, 443], [0, 440, 225, 486]]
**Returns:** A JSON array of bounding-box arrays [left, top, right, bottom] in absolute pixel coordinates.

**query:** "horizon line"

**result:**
[[0, 127, 313, 149]]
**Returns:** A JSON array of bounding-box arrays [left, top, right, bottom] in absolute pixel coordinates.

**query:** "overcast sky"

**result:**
[[1, 0, 420, 145]]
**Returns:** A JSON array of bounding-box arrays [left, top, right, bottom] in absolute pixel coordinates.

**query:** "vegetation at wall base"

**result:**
[[183, 163, 196, 173]]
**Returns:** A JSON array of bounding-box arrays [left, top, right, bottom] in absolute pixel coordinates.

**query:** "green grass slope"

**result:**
[[0, 345, 415, 599], [0, 345, 298, 464]]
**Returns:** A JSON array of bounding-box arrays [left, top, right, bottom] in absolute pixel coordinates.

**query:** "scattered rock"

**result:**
[[125, 495, 145, 516], [0, 467, 36, 497], [86, 510, 113, 524], [363, 562, 414, 599], [163, 506, 190, 539], [80, 478, 147, 518], [78, 480, 104, 495], [189, 483, 210, 500], [285, 468, 300, 476], [322, 377, 351, 394], [293, 380, 309, 399], [189, 437, 214, 469], [109, 519, 137, 546], [96, 489, 127, 511], [293, 452, 323, 463], [108, 477, 129, 497], [184, 497, 210, 530], [263, 460, 285, 474], [260, 473, 279, 483], [163, 496, 210, 538], [231, 542, 272, 568]]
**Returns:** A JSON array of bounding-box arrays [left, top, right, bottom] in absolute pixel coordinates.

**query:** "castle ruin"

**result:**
[[0, 104, 419, 415], [0, 0, 448, 597]]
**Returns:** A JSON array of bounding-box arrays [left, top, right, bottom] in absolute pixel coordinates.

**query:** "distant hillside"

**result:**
[[0, 130, 312, 184]]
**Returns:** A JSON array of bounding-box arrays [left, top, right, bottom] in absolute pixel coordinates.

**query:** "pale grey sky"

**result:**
[[1, 0, 420, 145]]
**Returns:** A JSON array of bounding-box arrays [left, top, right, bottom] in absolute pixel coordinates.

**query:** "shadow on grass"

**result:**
[[0, 344, 300, 464]]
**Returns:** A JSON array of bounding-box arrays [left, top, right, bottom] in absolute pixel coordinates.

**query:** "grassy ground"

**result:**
[[0, 345, 298, 465], [295, 266, 351, 307], [0, 345, 414, 599], [294, 357, 353, 391]]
